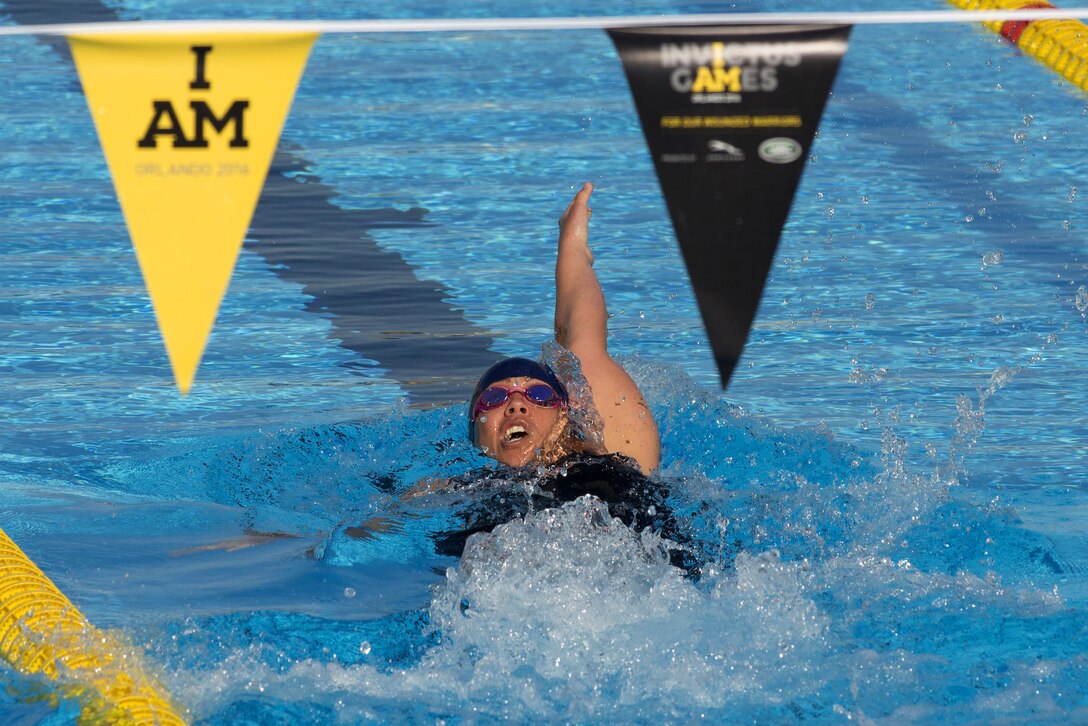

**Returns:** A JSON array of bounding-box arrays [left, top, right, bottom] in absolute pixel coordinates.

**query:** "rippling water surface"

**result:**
[[2, 0, 1088, 722]]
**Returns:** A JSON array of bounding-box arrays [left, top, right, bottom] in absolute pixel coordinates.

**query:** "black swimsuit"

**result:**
[[432, 453, 699, 574]]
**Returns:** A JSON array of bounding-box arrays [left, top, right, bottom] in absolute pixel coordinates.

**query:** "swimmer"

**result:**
[[469, 182, 661, 474], [185, 185, 691, 571], [347, 184, 695, 571]]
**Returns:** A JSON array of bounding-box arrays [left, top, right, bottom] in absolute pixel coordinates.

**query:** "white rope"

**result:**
[[2, 8, 1088, 36]]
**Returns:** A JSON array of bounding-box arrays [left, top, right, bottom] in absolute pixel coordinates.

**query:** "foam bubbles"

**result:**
[[178, 499, 832, 722], [155, 361, 1082, 723], [436, 500, 830, 694], [981, 249, 1004, 268]]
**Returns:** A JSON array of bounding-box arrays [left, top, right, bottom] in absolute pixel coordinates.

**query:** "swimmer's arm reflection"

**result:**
[[341, 478, 446, 541], [168, 478, 448, 555]]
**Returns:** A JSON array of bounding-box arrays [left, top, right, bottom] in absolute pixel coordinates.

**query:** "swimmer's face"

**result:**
[[473, 377, 565, 468]]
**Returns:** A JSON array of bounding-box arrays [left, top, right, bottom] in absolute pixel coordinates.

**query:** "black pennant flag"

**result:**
[[608, 24, 851, 388]]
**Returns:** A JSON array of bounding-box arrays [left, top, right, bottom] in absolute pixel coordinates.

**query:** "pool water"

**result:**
[[3, 0, 1088, 722]]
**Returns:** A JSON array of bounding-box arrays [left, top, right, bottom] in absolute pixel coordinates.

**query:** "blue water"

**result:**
[[4, 0, 1088, 722]]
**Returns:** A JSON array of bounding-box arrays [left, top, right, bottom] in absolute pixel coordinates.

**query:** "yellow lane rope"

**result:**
[[0, 528, 186, 724], [949, 0, 1088, 90]]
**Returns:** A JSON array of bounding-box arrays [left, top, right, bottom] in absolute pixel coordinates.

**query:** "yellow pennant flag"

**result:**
[[69, 32, 317, 394]]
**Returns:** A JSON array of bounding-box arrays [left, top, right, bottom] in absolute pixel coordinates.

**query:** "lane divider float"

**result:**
[[0, 527, 186, 724], [949, 0, 1088, 90]]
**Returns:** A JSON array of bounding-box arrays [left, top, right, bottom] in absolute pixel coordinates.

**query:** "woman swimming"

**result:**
[[189, 185, 693, 571], [467, 182, 660, 474], [379, 184, 698, 572]]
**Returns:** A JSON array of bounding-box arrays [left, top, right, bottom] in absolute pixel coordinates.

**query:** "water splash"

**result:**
[[541, 340, 606, 454], [120, 360, 1079, 723], [981, 249, 1004, 269], [941, 365, 1022, 484]]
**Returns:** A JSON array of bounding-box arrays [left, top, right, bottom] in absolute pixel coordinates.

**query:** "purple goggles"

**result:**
[[470, 383, 567, 421]]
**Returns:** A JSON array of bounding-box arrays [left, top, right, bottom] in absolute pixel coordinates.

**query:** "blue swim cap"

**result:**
[[468, 357, 569, 443]]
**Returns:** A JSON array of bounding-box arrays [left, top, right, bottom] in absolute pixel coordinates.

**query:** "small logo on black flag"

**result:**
[[707, 139, 745, 161], [758, 137, 803, 164], [608, 24, 851, 389]]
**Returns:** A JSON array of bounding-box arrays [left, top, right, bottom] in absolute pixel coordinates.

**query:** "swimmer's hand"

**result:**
[[559, 182, 594, 266], [343, 514, 405, 540], [403, 477, 449, 498], [342, 477, 448, 540], [168, 528, 300, 556]]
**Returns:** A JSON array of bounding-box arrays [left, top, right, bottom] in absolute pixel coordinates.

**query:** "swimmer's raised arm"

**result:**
[[554, 183, 661, 473]]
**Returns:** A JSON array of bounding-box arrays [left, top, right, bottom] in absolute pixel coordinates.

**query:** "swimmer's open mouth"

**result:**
[[504, 426, 528, 442]]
